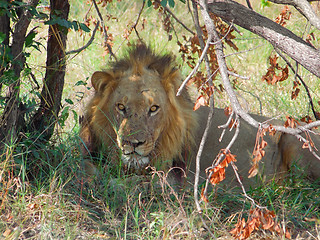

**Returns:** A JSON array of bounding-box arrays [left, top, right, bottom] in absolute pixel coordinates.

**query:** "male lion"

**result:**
[[80, 43, 320, 189]]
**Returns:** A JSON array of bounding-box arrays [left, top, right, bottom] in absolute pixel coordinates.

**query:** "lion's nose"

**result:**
[[122, 139, 146, 154], [131, 139, 146, 148]]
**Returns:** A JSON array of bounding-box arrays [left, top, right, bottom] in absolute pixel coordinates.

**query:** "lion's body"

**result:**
[[191, 107, 320, 188], [80, 43, 320, 189]]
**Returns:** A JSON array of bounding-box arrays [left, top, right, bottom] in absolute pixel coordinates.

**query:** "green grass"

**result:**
[[1, 134, 320, 239], [1, 0, 320, 239]]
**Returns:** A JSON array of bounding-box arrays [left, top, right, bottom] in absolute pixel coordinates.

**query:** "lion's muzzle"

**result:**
[[119, 138, 154, 170], [122, 139, 146, 155], [121, 153, 150, 170]]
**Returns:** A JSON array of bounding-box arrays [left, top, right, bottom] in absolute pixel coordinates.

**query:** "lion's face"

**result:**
[[92, 68, 170, 170], [82, 44, 196, 173], [111, 69, 169, 169]]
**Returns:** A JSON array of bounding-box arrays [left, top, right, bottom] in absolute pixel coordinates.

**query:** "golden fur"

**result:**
[[80, 43, 197, 173], [80, 43, 320, 188], [190, 108, 320, 188]]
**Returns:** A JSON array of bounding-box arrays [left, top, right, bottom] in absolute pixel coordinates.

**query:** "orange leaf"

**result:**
[[285, 230, 292, 239], [279, 66, 289, 81], [208, 165, 226, 185], [260, 139, 268, 149], [224, 106, 232, 116], [302, 141, 310, 149], [193, 95, 208, 111], [200, 188, 209, 203], [291, 88, 300, 100], [248, 164, 259, 178], [225, 152, 237, 164], [301, 115, 312, 124], [284, 116, 299, 128], [269, 55, 278, 67]]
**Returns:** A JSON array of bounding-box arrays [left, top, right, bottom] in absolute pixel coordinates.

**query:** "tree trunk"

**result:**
[[30, 0, 70, 140], [0, 0, 10, 83], [208, 0, 320, 78], [0, 0, 39, 142]]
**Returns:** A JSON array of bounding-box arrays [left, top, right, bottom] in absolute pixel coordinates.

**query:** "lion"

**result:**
[[80, 43, 320, 189]]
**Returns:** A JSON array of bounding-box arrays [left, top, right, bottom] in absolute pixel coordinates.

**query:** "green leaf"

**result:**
[[1, 69, 18, 86], [56, 18, 71, 28], [71, 109, 78, 124], [0, 32, 6, 44], [168, 0, 175, 8], [59, 106, 70, 127], [65, 99, 74, 105], [160, 0, 167, 7], [75, 80, 87, 86], [146, 0, 152, 7], [28, 6, 41, 18], [32, 41, 43, 52], [79, 23, 90, 32], [44, 18, 57, 25], [0, 1, 9, 8], [71, 20, 79, 31], [261, 0, 270, 8], [25, 31, 37, 48]]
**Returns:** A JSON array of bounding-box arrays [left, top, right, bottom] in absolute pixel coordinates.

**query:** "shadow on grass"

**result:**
[[1, 135, 319, 239]]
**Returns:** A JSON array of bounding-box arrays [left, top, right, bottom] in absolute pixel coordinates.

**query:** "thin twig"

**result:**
[[204, 115, 241, 197], [176, 38, 211, 96], [66, 20, 100, 55], [227, 70, 250, 80], [218, 110, 235, 142], [190, 2, 216, 239], [210, 24, 233, 45], [25, 63, 40, 89], [246, 0, 253, 9], [230, 161, 265, 209], [274, 47, 319, 120], [132, 0, 145, 40], [192, 0, 211, 78], [236, 85, 263, 115], [92, 0, 116, 60], [193, 101, 216, 239], [224, 44, 265, 58], [162, 4, 195, 35]]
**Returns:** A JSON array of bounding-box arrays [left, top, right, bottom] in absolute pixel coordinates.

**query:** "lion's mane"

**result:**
[[80, 44, 198, 168]]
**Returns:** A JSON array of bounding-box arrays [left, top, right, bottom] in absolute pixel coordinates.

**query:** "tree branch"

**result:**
[[203, 0, 320, 160], [268, 0, 320, 30], [66, 20, 100, 55], [176, 39, 211, 96], [207, 0, 320, 78], [190, 2, 216, 238], [274, 48, 320, 120], [132, 0, 145, 40], [163, 4, 195, 35], [92, 0, 116, 60]]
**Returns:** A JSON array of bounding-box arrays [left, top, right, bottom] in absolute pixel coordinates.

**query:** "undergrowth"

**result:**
[[0, 132, 319, 239]]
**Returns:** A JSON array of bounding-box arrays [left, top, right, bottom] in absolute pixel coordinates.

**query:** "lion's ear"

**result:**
[[91, 71, 113, 92]]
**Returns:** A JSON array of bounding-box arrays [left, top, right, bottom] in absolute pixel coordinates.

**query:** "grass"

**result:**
[[1, 0, 320, 239], [1, 135, 320, 239]]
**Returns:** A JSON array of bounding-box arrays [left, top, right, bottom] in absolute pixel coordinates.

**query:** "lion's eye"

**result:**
[[117, 103, 126, 112], [149, 105, 159, 114]]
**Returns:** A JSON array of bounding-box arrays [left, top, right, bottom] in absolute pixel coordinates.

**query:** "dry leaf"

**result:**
[[200, 188, 209, 203], [193, 95, 208, 111], [248, 164, 259, 178], [3, 229, 11, 237]]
